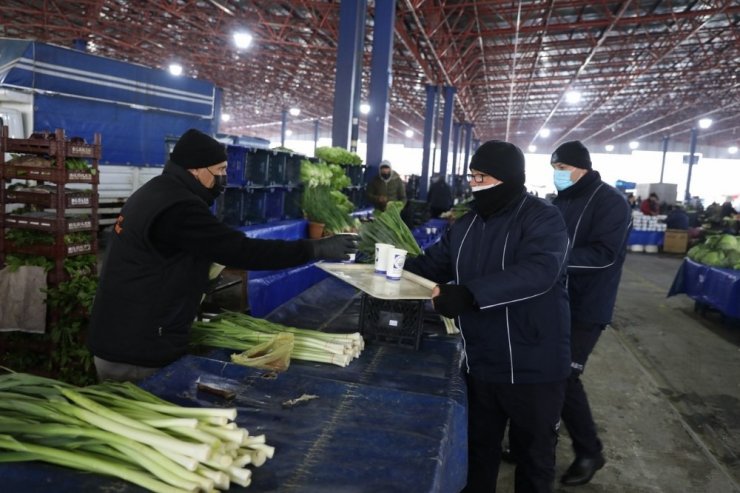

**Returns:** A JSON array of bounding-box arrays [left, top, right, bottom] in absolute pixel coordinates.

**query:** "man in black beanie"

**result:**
[[405, 140, 572, 492], [88, 128, 358, 382], [550, 140, 632, 486]]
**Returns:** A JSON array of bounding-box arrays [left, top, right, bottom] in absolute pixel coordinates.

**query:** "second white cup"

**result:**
[[386, 248, 408, 280]]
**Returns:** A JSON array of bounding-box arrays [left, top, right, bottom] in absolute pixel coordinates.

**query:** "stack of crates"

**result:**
[[220, 145, 305, 226]]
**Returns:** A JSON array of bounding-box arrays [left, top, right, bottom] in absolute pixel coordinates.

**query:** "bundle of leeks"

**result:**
[[0, 371, 273, 492], [191, 311, 363, 368]]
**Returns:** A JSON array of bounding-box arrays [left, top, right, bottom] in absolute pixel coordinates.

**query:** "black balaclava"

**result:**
[[468, 140, 526, 217]]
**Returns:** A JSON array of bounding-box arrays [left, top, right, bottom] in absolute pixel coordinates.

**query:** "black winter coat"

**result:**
[[553, 171, 632, 325], [405, 192, 571, 384], [88, 163, 313, 367]]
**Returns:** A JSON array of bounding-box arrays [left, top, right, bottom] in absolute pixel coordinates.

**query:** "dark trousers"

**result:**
[[561, 321, 605, 458], [463, 375, 566, 493]]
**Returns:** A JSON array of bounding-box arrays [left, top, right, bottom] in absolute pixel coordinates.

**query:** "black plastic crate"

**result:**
[[221, 187, 244, 226], [359, 294, 424, 350], [341, 164, 366, 186], [283, 186, 304, 220], [284, 154, 303, 186], [242, 187, 268, 224], [343, 187, 366, 209], [245, 149, 270, 186], [267, 151, 286, 185]]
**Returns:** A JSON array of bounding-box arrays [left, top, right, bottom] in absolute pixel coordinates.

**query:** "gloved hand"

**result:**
[[310, 234, 359, 261], [432, 284, 478, 318]]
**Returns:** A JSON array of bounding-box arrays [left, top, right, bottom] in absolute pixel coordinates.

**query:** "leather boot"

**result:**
[[560, 455, 605, 486]]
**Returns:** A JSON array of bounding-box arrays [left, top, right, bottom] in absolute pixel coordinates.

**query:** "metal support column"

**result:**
[[438, 86, 456, 177], [313, 119, 320, 154], [280, 109, 287, 147], [451, 122, 461, 178], [659, 135, 669, 183], [350, 4, 368, 152], [463, 123, 474, 172], [365, 0, 397, 178], [332, 0, 366, 149], [685, 128, 698, 202], [420, 85, 438, 200]]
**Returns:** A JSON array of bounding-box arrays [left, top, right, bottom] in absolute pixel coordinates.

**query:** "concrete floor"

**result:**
[[498, 252, 740, 492]]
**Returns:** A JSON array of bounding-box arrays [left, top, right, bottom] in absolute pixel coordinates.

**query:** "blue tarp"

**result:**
[[0, 277, 467, 493], [668, 258, 740, 318]]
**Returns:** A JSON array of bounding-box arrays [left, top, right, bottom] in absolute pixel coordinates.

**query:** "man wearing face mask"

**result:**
[[550, 140, 632, 486], [88, 129, 358, 382], [405, 140, 571, 492], [366, 160, 406, 211]]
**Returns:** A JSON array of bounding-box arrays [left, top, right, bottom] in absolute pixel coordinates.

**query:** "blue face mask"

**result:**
[[553, 169, 574, 191]]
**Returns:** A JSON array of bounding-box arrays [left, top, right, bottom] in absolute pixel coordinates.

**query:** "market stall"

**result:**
[[0, 275, 467, 493]]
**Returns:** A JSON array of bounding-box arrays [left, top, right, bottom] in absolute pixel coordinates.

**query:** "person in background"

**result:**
[[88, 129, 358, 383], [720, 198, 737, 218], [640, 192, 660, 215], [665, 205, 690, 230], [626, 193, 637, 209], [550, 140, 632, 486], [426, 173, 454, 218], [405, 140, 571, 493], [366, 159, 407, 211]]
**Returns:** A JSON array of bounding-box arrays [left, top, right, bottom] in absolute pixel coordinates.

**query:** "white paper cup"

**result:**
[[386, 248, 408, 280], [374, 243, 394, 273]]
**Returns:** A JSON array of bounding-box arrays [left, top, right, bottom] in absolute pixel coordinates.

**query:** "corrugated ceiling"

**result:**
[[1, 0, 738, 155]]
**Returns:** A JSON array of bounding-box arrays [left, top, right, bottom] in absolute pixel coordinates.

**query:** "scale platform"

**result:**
[[315, 262, 435, 300]]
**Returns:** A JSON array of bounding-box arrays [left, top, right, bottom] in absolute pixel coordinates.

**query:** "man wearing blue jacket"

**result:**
[[405, 140, 571, 493], [551, 141, 632, 486]]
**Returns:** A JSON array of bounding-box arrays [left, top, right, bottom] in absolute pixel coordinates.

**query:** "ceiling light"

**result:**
[[629, 141, 639, 150], [233, 31, 253, 49], [698, 118, 713, 129], [565, 91, 581, 104], [285, 129, 293, 137], [528, 145, 536, 153], [414, 83, 422, 91], [405, 129, 414, 138], [288, 107, 300, 116], [221, 113, 231, 122], [605, 144, 614, 152], [359, 103, 371, 114], [168, 63, 183, 76], [729, 146, 738, 154], [539, 128, 550, 138]]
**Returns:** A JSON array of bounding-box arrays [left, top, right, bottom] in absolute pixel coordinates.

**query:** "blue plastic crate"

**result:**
[[264, 187, 285, 222], [283, 186, 304, 219], [245, 149, 270, 186], [226, 145, 248, 186]]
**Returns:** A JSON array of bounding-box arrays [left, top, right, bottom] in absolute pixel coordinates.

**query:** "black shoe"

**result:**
[[560, 455, 605, 486]]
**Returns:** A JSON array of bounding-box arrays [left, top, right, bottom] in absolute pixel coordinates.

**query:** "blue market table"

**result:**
[[668, 258, 740, 319], [0, 277, 467, 493]]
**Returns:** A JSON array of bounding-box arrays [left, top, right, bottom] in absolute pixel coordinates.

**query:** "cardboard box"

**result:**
[[663, 229, 689, 254]]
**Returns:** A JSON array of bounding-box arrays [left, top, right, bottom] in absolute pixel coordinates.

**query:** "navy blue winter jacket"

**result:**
[[553, 171, 632, 325], [405, 192, 571, 384]]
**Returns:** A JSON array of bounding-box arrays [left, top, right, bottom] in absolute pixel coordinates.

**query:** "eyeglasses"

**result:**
[[466, 173, 489, 184]]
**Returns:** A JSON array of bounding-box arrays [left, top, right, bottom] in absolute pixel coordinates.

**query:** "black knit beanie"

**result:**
[[468, 140, 525, 186], [551, 140, 592, 170], [170, 129, 228, 169]]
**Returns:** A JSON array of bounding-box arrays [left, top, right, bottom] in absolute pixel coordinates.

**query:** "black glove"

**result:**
[[310, 234, 359, 261], [433, 284, 478, 318]]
